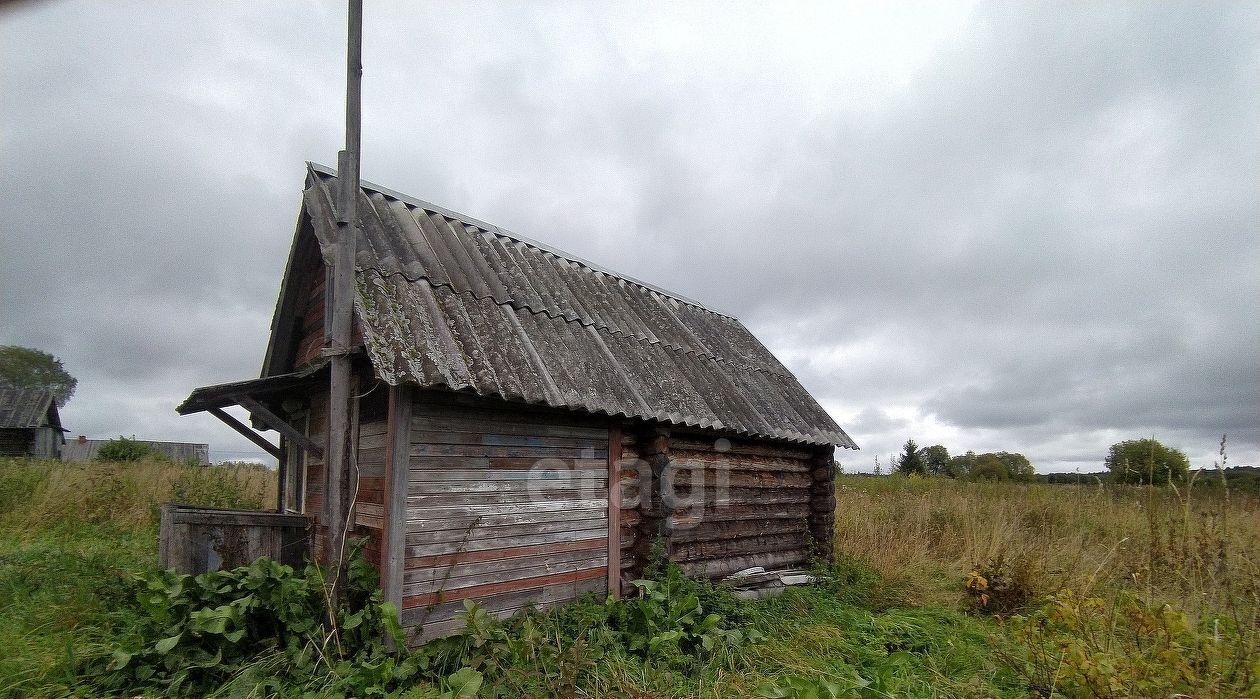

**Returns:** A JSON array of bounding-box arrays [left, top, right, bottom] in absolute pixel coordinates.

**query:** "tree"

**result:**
[[895, 439, 925, 475], [968, 452, 1011, 481], [946, 450, 977, 479], [1105, 438, 1190, 485], [0, 345, 77, 407], [921, 444, 951, 476], [994, 452, 1036, 481]]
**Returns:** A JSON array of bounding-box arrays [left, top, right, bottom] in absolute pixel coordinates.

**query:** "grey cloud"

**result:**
[[2, 1, 1255, 469]]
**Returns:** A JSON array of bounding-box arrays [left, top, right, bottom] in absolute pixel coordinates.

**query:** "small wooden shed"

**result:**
[[178, 163, 857, 641], [0, 385, 65, 459]]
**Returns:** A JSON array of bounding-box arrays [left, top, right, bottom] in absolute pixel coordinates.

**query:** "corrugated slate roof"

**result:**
[[0, 386, 59, 429], [303, 163, 856, 448]]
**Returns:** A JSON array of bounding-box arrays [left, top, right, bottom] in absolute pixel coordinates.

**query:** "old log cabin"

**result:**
[[177, 162, 857, 641]]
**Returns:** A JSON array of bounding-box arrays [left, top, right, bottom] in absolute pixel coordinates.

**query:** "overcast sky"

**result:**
[[2, 1, 1256, 472]]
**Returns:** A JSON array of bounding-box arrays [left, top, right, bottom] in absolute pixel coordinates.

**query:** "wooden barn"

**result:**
[[177, 163, 857, 641], [0, 385, 65, 459]]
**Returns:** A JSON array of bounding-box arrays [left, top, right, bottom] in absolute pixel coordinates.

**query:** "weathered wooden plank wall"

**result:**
[[158, 504, 309, 574], [290, 253, 364, 371], [351, 386, 389, 570], [399, 393, 610, 641], [304, 392, 329, 561], [292, 246, 327, 369]]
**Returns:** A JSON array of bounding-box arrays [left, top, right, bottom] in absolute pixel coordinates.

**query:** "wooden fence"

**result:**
[[158, 504, 310, 574]]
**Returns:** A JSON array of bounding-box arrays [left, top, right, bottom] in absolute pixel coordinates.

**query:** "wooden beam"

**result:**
[[236, 395, 324, 459], [382, 385, 412, 625], [607, 424, 622, 600], [208, 407, 282, 460], [326, 0, 363, 589]]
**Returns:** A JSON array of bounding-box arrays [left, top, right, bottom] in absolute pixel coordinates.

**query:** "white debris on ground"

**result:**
[[721, 566, 816, 600]]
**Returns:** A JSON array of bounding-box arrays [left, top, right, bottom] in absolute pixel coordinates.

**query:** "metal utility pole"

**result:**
[[326, 0, 362, 604]]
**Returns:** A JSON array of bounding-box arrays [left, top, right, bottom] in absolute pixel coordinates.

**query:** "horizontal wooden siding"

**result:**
[[400, 394, 609, 641]]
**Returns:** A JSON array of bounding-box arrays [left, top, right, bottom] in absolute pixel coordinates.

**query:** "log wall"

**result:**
[[399, 393, 611, 641], [622, 430, 832, 581]]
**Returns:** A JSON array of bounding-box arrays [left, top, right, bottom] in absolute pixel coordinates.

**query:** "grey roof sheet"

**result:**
[[0, 386, 58, 429], [305, 163, 856, 448]]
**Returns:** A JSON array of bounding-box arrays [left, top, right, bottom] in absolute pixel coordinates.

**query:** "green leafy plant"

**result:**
[[401, 667, 484, 699], [756, 674, 863, 698], [96, 437, 165, 463], [609, 564, 761, 663], [84, 551, 426, 697], [0, 345, 77, 407], [1004, 588, 1258, 697]]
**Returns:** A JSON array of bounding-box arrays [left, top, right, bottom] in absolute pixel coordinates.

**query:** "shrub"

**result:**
[[1105, 438, 1190, 485], [1004, 589, 1258, 697], [965, 553, 1039, 615], [96, 437, 165, 463]]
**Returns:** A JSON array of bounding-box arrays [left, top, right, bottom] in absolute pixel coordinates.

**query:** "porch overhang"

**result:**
[[177, 360, 329, 460]]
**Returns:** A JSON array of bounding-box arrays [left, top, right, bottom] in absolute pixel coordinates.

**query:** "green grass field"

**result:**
[[1, 458, 1256, 697]]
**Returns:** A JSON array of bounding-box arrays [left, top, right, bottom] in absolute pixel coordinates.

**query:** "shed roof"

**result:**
[[0, 385, 61, 430], [288, 164, 856, 448]]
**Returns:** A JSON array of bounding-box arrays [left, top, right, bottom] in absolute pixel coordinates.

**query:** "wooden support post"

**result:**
[[381, 385, 412, 631], [208, 407, 282, 460], [326, 0, 363, 598], [158, 503, 177, 567], [607, 424, 622, 600], [276, 442, 287, 512]]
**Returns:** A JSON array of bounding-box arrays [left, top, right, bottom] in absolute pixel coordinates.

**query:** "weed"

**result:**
[[965, 553, 1040, 615]]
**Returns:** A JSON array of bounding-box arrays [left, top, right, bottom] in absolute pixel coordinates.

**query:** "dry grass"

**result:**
[[833, 474, 1260, 615], [0, 458, 276, 534]]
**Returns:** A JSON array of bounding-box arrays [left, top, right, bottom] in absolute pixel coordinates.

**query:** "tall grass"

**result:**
[[1, 458, 275, 533], [4, 458, 1257, 696], [833, 475, 1260, 612], [834, 473, 1260, 695], [0, 458, 276, 695]]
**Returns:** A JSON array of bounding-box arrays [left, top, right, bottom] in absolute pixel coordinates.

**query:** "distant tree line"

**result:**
[[892, 439, 1036, 481], [885, 436, 1252, 490]]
